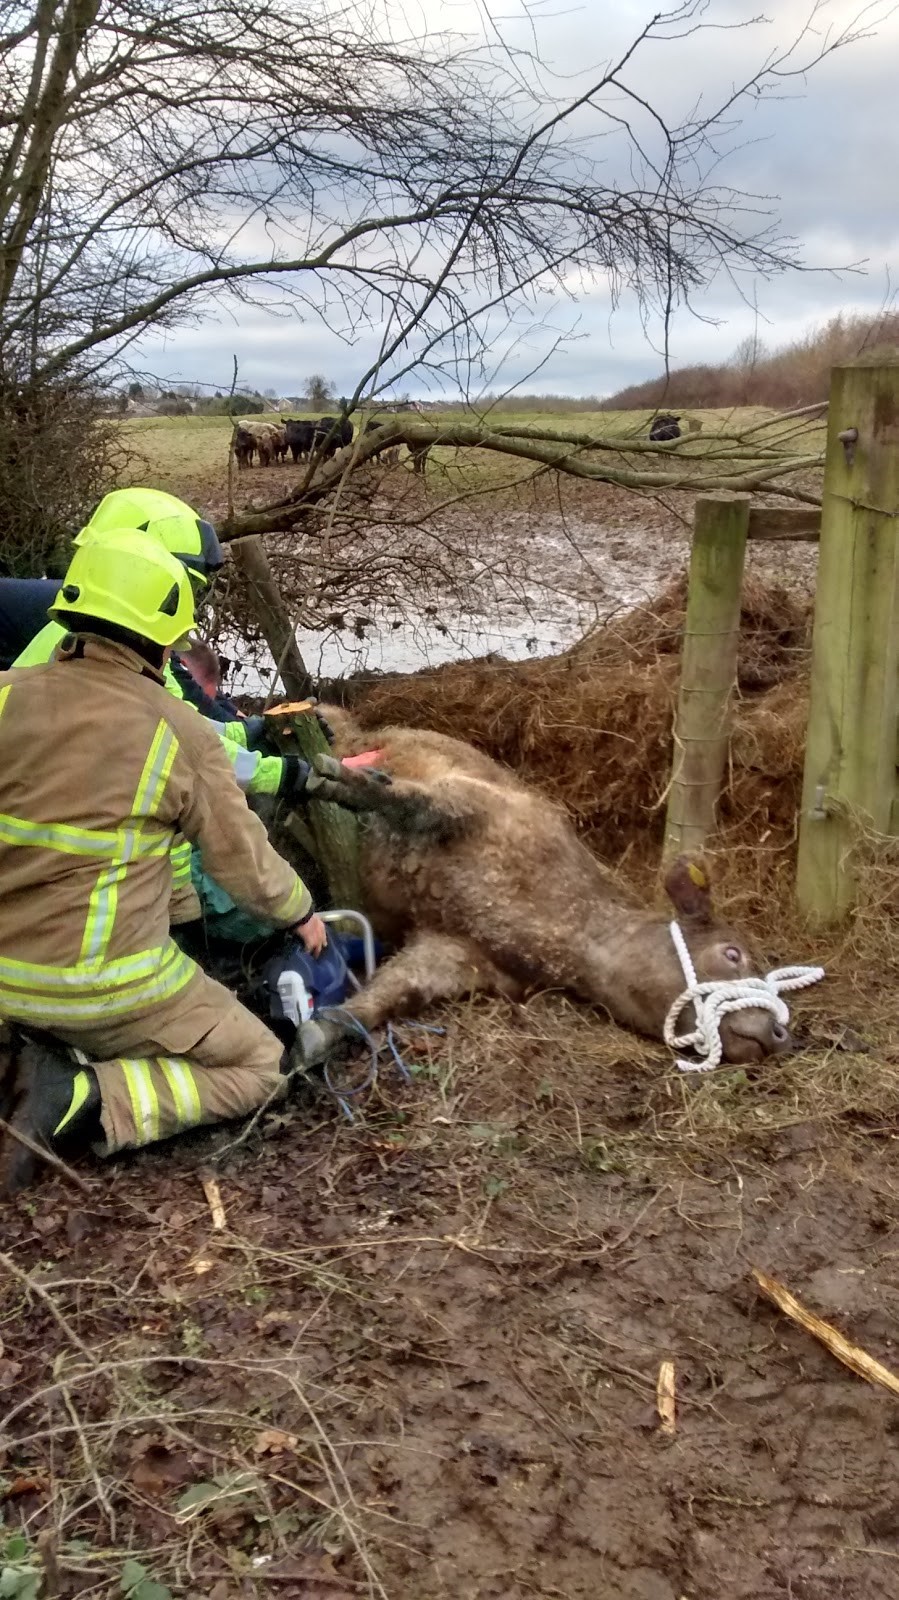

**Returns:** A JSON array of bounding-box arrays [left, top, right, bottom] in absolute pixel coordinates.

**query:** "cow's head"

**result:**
[[604, 857, 793, 1063], [661, 856, 791, 1062]]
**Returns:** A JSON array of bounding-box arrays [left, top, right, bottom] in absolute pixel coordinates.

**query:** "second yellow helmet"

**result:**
[[51, 528, 196, 648]]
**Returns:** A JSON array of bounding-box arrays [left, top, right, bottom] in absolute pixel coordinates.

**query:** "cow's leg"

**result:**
[[318, 760, 479, 845], [350, 932, 518, 1028], [297, 932, 519, 1065]]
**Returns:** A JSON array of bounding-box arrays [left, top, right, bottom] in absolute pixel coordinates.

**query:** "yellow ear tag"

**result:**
[[687, 863, 707, 889]]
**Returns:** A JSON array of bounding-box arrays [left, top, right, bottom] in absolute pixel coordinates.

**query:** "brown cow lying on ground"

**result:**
[[301, 710, 793, 1065]]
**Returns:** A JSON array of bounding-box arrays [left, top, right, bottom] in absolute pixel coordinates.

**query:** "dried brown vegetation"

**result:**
[[345, 576, 812, 883], [605, 309, 899, 412]]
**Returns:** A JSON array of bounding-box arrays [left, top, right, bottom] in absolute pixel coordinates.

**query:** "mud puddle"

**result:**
[[223, 513, 695, 692], [220, 502, 816, 694]]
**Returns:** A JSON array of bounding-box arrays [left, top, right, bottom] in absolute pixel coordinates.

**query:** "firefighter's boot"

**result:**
[[1, 1036, 102, 1195]]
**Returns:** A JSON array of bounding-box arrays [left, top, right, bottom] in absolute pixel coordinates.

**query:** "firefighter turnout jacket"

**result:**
[[14, 620, 289, 914], [0, 636, 311, 1031], [14, 621, 285, 797]]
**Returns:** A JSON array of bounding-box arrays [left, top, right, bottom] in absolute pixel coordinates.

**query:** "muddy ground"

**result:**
[[198, 464, 820, 685], [3, 988, 898, 1600]]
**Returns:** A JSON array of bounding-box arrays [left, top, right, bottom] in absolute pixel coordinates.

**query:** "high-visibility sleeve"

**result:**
[[175, 721, 311, 927], [13, 620, 67, 666]]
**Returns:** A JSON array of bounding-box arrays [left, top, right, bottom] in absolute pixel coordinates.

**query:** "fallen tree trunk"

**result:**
[[218, 417, 824, 545]]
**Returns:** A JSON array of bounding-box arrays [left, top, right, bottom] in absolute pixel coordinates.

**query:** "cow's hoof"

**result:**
[[293, 1018, 345, 1070]]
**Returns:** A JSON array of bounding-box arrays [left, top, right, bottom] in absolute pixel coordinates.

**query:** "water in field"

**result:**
[[215, 488, 818, 698], [220, 511, 695, 695]]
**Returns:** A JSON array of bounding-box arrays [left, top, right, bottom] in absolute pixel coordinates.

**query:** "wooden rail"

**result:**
[[747, 507, 821, 542]]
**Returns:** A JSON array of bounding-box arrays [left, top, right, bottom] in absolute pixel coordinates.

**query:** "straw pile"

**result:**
[[345, 580, 899, 1143], [347, 576, 812, 873]]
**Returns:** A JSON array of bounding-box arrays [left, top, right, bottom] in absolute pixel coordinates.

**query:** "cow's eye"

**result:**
[[724, 945, 742, 964]]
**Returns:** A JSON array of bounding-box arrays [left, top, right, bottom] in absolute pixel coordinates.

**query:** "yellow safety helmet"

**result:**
[[79, 489, 224, 583], [51, 528, 196, 648]]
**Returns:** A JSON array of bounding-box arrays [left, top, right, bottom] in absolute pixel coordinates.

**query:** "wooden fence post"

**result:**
[[796, 360, 899, 924], [664, 494, 750, 859], [229, 535, 312, 702]]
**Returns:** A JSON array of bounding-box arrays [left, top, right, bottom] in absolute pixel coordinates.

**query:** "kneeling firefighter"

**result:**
[[0, 529, 340, 1193], [13, 487, 341, 936]]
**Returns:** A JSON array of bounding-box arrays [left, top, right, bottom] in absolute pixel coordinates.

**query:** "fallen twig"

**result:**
[[0, 1114, 91, 1195], [61, 1382, 117, 1540], [656, 1360, 676, 1435], [0, 1250, 91, 1358], [752, 1268, 899, 1398], [200, 1170, 227, 1231]]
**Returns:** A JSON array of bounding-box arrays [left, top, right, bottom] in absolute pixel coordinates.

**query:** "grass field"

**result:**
[[122, 405, 823, 509]]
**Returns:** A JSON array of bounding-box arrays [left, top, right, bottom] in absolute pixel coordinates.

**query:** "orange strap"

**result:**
[[341, 749, 386, 769]]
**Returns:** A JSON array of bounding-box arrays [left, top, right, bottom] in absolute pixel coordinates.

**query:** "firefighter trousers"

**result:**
[[47, 972, 285, 1154]]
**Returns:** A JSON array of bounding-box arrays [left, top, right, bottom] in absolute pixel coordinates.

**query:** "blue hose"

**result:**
[[316, 1011, 446, 1119], [317, 1007, 380, 1122], [386, 1021, 446, 1084]]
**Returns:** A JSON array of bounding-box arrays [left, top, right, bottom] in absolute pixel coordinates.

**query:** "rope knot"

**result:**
[[664, 922, 824, 1073]]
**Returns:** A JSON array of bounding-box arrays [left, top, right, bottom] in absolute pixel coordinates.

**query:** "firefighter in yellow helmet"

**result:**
[[15, 486, 223, 661], [15, 487, 299, 808], [0, 529, 353, 1192], [13, 487, 336, 936], [11, 480, 307, 793]]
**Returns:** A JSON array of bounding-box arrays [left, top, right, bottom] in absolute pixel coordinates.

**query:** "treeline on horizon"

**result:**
[[596, 310, 899, 413], [133, 310, 899, 419], [378, 310, 899, 413]]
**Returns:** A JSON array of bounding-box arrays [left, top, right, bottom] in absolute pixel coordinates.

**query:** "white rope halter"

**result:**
[[664, 921, 825, 1073]]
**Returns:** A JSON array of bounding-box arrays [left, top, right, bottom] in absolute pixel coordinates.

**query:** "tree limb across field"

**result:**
[[218, 414, 826, 544]]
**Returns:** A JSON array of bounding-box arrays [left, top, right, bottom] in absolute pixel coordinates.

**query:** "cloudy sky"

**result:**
[[136, 0, 899, 399]]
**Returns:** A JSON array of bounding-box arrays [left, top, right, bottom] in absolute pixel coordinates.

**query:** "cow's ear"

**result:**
[[664, 855, 713, 923]]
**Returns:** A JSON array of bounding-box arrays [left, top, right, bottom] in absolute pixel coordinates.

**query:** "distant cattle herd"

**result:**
[[231, 413, 431, 474], [230, 409, 696, 472], [232, 414, 355, 469]]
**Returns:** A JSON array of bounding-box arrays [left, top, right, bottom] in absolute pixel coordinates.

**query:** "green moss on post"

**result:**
[[664, 494, 750, 859], [797, 360, 899, 925], [266, 702, 363, 911], [229, 535, 312, 702]]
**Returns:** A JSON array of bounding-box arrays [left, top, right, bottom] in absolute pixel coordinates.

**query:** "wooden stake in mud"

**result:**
[[797, 360, 899, 924], [266, 701, 363, 911], [664, 494, 750, 859]]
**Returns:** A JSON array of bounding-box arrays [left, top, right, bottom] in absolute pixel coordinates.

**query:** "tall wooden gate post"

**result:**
[[796, 360, 899, 924], [664, 494, 750, 858]]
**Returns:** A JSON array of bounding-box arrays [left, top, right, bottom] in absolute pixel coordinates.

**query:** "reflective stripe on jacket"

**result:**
[[14, 623, 283, 796], [0, 638, 311, 1028]]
